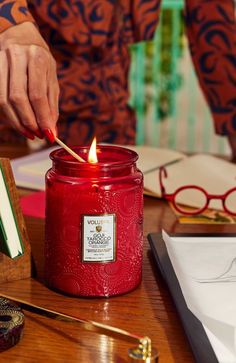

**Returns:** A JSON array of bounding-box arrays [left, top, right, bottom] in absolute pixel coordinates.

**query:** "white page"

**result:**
[[204, 326, 236, 363], [126, 146, 185, 174], [18, 159, 51, 176], [11, 146, 58, 190], [162, 230, 236, 359]]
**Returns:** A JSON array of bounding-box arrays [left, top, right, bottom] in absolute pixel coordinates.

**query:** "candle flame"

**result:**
[[88, 137, 98, 163]]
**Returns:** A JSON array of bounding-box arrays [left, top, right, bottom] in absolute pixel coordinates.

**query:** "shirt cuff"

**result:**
[[0, 1, 34, 33]]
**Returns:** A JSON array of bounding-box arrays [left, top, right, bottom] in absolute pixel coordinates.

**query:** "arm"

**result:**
[[0, 1, 59, 140], [185, 0, 236, 159], [0, 0, 34, 32]]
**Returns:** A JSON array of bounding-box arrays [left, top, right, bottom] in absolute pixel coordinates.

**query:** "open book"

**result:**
[[10, 145, 184, 190], [11, 145, 236, 212]]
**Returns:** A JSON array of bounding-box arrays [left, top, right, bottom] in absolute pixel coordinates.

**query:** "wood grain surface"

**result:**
[[0, 158, 31, 283], [0, 145, 235, 363]]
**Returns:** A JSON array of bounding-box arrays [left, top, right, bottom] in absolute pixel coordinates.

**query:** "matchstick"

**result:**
[[54, 137, 86, 163]]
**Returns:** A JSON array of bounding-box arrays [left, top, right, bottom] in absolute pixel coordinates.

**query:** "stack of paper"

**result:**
[[163, 230, 236, 363]]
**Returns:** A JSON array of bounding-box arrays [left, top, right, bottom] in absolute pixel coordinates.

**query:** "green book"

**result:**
[[0, 165, 24, 259]]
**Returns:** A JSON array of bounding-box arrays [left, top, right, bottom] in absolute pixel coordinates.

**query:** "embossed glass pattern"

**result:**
[[45, 145, 143, 297]]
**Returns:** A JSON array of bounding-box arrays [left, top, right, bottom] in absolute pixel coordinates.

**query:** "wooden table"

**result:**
[[1, 145, 236, 363]]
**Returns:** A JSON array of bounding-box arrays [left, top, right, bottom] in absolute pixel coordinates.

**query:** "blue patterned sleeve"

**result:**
[[0, 0, 34, 33], [122, 0, 161, 43], [185, 0, 236, 135]]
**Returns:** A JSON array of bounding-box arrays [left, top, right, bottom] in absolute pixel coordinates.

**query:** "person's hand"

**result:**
[[0, 21, 59, 140], [227, 134, 236, 163]]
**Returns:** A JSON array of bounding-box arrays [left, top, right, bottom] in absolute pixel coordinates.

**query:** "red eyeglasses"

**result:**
[[159, 167, 236, 215]]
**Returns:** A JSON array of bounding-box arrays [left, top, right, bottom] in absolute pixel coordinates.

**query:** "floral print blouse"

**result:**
[[0, 1, 235, 145]]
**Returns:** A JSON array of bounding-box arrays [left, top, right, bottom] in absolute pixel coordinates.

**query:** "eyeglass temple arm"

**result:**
[[159, 167, 167, 197]]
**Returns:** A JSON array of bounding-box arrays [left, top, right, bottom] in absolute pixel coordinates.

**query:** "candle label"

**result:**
[[82, 214, 116, 263]]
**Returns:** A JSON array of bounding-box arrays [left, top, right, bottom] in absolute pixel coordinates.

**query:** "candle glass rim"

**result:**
[[50, 145, 139, 168]]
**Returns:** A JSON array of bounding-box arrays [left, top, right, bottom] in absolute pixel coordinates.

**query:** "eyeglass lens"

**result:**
[[174, 188, 236, 215], [174, 188, 207, 214], [224, 190, 236, 214]]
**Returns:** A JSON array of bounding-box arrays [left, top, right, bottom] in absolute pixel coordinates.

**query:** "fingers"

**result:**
[[47, 58, 60, 135], [7, 44, 39, 134], [28, 46, 53, 132], [0, 50, 35, 139], [0, 44, 59, 140]]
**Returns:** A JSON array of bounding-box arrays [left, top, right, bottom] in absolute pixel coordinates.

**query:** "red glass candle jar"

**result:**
[[45, 145, 143, 297]]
